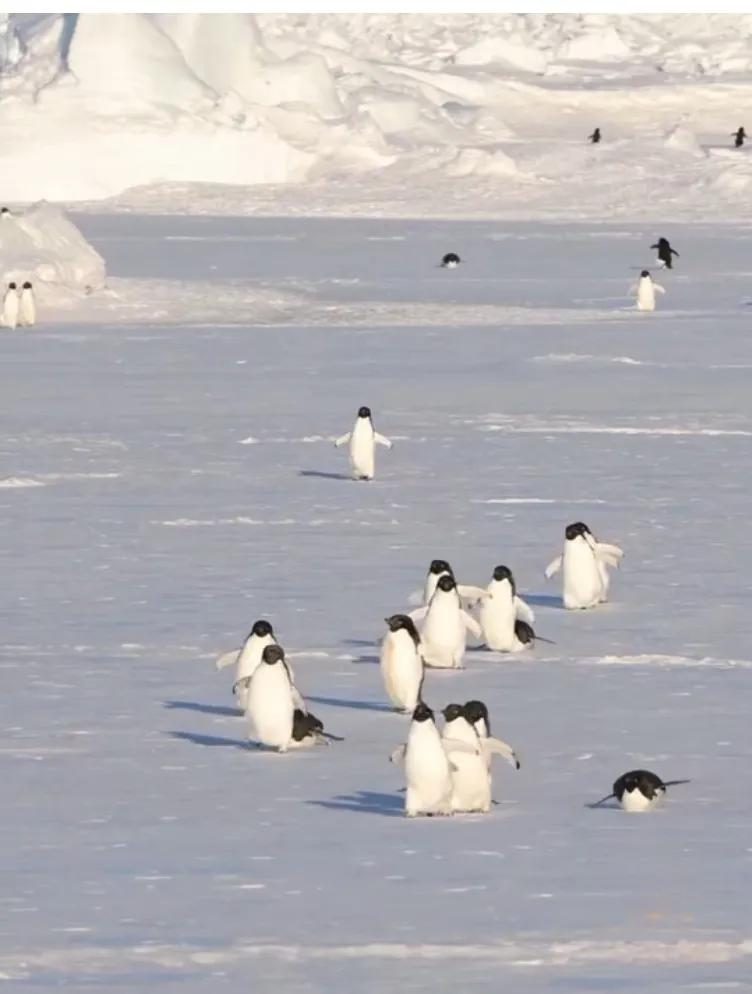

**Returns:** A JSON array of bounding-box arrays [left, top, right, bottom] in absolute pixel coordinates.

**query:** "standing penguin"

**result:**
[[591, 769, 690, 812], [631, 270, 665, 311], [246, 644, 295, 752], [545, 521, 623, 610], [216, 619, 278, 710], [733, 127, 746, 148], [380, 614, 424, 713], [412, 574, 481, 669], [18, 281, 35, 327], [650, 237, 679, 270], [390, 702, 454, 817], [422, 558, 488, 607], [440, 253, 461, 269], [588, 127, 601, 144], [2, 282, 18, 329], [478, 565, 537, 652], [334, 406, 392, 480], [442, 703, 520, 813]]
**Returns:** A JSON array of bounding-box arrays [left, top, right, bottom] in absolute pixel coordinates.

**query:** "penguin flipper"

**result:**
[[291, 685, 307, 714], [462, 611, 482, 639], [514, 596, 535, 625], [216, 649, 240, 671], [457, 584, 491, 607], [408, 606, 429, 624], [442, 738, 479, 758], [483, 737, 520, 770], [544, 556, 562, 579], [334, 432, 351, 447], [389, 745, 406, 765], [654, 284, 666, 294], [595, 542, 624, 568], [374, 432, 392, 448]]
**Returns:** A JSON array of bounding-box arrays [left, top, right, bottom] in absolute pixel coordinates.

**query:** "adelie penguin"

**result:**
[[2, 282, 18, 329], [409, 573, 481, 669], [650, 236, 679, 270], [246, 644, 296, 752], [591, 769, 690, 813], [441, 702, 520, 813], [440, 252, 461, 269], [216, 619, 289, 712], [389, 702, 454, 817], [334, 405, 392, 480], [19, 281, 35, 327], [289, 708, 343, 749], [545, 521, 623, 610], [588, 127, 601, 144], [478, 565, 538, 653], [733, 126, 746, 149], [422, 558, 488, 608], [631, 269, 665, 312], [380, 614, 425, 714]]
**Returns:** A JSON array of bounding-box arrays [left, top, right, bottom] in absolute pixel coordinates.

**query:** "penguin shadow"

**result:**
[[164, 699, 240, 717], [585, 800, 621, 811], [524, 593, 565, 610], [306, 694, 395, 713], [298, 470, 352, 481], [308, 791, 404, 818], [342, 638, 378, 648], [169, 730, 251, 750], [352, 653, 380, 665]]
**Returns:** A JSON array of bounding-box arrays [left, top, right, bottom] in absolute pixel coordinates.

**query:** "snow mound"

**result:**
[[446, 147, 520, 179], [454, 37, 548, 74], [0, 203, 105, 295], [557, 26, 633, 63], [663, 124, 706, 157]]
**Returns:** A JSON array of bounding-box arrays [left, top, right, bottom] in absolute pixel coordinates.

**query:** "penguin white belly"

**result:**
[[562, 542, 604, 610], [421, 609, 465, 668], [349, 422, 375, 479], [621, 788, 660, 813], [479, 598, 517, 652], [20, 292, 35, 327], [380, 634, 422, 712], [234, 635, 274, 709], [247, 666, 293, 750], [637, 283, 656, 311], [3, 295, 18, 329], [405, 726, 453, 816], [447, 751, 491, 813]]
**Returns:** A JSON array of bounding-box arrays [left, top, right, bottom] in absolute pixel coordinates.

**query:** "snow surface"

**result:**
[[2, 214, 752, 991], [2, 13, 752, 215]]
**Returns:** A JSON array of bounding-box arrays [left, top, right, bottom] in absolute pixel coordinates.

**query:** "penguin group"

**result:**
[[588, 126, 746, 150], [2, 280, 35, 329]]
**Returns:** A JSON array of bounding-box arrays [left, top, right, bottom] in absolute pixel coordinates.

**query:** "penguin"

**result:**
[[2, 282, 18, 329], [591, 770, 690, 812], [216, 619, 278, 710], [0, 207, 11, 218], [588, 127, 601, 144], [733, 127, 746, 149], [463, 699, 520, 770], [440, 253, 461, 269], [19, 281, 35, 327], [334, 406, 392, 480], [390, 703, 454, 817], [289, 708, 344, 748], [631, 270, 665, 312], [380, 614, 424, 713], [545, 521, 623, 610], [422, 559, 488, 608], [442, 703, 521, 813], [246, 644, 295, 752], [650, 237, 679, 270], [478, 564, 537, 652], [412, 573, 481, 669]]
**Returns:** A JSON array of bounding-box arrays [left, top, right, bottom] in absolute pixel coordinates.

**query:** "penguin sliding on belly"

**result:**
[[590, 770, 690, 812], [289, 708, 343, 748], [545, 521, 623, 610], [334, 406, 392, 480], [440, 253, 461, 269]]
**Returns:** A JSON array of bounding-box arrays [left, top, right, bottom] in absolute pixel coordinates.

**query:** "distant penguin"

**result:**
[[216, 619, 277, 710], [413, 574, 481, 669], [733, 127, 746, 148], [289, 708, 343, 748], [2, 282, 18, 329], [246, 644, 295, 752], [19, 281, 35, 327], [545, 521, 623, 610], [334, 405, 392, 480], [589, 127, 601, 144], [441, 253, 461, 269], [632, 269, 665, 312], [380, 614, 424, 713], [391, 702, 454, 817], [591, 769, 690, 812], [650, 237, 679, 270], [422, 559, 488, 607], [479, 565, 537, 652], [0, 207, 11, 218]]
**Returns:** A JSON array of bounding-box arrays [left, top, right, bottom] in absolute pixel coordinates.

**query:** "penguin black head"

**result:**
[[384, 613, 421, 646], [262, 644, 284, 666], [22, 281, 32, 290], [640, 269, 650, 278], [514, 619, 535, 645], [565, 521, 591, 541], [441, 252, 461, 267], [250, 619, 274, 639], [357, 406, 371, 419], [8, 282, 16, 290], [429, 558, 452, 576], [0, 207, 9, 215], [441, 703, 464, 723], [436, 574, 456, 593], [412, 702, 434, 723], [463, 700, 489, 728], [492, 564, 514, 587]]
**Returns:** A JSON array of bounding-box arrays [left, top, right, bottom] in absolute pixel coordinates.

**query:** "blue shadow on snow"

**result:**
[[308, 791, 404, 818], [164, 700, 239, 717], [306, 694, 395, 714]]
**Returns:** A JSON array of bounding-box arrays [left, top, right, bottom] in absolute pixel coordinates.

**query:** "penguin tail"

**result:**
[[588, 792, 616, 808], [663, 778, 691, 788]]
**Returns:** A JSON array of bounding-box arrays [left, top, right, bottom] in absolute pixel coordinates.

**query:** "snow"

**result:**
[[2, 213, 752, 991]]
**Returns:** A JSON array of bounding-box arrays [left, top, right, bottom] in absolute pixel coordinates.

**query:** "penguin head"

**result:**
[[640, 269, 650, 278], [412, 702, 434, 723], [22, 281, 32, 290], [657, 238, 669, 248], [492, 564, 514, 588], [436, 574, 456, 594], [565, 521, 591, 541], [250, 619, 274, 640], [441, 252, 461, 266], [429, 558, 452, 576], [357, 406, 371, 419], [463, 700, 489, 727], [8, 282, 16, 290], [262, 644, 284, 666], [441, 703, 464, 723], [0, 207, 9, 215], [384, 614, 420, 645]]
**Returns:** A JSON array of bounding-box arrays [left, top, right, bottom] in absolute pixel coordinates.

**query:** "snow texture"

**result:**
[[2, 213, 752, 991]]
